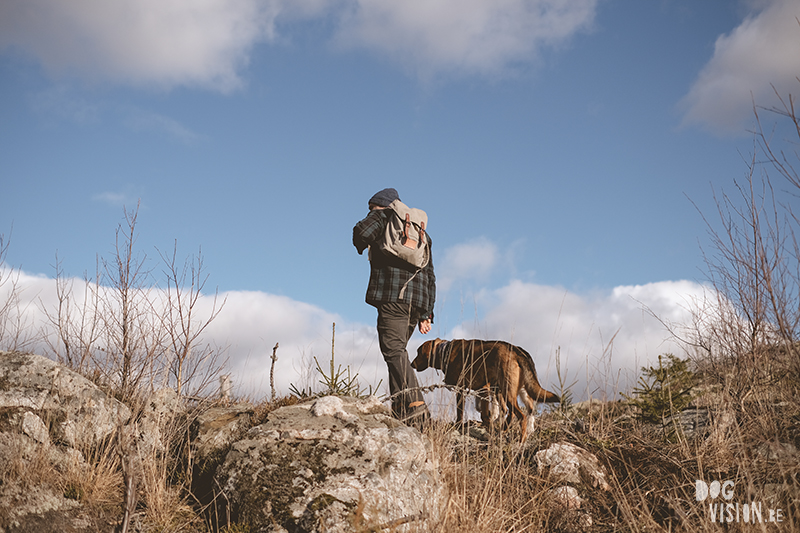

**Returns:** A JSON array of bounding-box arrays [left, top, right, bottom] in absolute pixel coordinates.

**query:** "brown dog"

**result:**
[[411, 338, 559, 442]]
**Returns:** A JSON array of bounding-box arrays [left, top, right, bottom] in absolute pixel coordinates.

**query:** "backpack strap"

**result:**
[[402, 214, 426, 250], [402, 213, 416, 249]]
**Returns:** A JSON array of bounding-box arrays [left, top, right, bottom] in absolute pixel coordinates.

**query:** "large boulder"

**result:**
[[0, 351, 131, 533], [190, 402, 255, 509], [0, 351, 131, 449], [130, 387, 185, 456], [213, 395, 447, 533]]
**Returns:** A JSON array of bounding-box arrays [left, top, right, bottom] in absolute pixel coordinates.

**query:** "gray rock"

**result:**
[[192, 402, 254, 464], [547, 486, 593, 530], [663, 408, 710, 439], [0, 431, 95, 533], [214, 395, 447, 532], [0, 351, 131, 448], [191, 401, 256, 510], [0, 352, 133, 532], [549, 485, 583, 510], [134, 387, 184, 455], [535, 442, 610, 491], [756, 441, 798, 462], [21, 411, 49, 444], [0, 482, 85, 533]]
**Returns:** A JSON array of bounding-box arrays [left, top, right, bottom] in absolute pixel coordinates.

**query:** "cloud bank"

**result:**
[[439, 279, 704, 402], [332, 0, 597, 79], [0, 0, 597, 90], [0, 0, 283, 91], [1, 263, 705, 410], [3, 1, 798, 133], [680, 0, 800, 134], [437, 237, 500, 291]]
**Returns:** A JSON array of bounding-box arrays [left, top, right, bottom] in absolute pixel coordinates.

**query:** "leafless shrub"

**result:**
[[44, 257, 103, 373], [32, 204, 228, 530], [669, 88, 800, 406], [0, 231, 38, 352], [44, 203, 227, 403], [159, 242, 226, 397]]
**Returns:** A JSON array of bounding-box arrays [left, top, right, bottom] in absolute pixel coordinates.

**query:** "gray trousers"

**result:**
[[377, 302, 426, 416]]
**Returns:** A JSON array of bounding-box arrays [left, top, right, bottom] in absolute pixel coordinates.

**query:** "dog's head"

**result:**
[[411, 338, 444, 372]]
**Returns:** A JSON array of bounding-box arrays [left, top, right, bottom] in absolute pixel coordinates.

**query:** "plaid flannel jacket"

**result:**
[[353, 208, 436, 321]]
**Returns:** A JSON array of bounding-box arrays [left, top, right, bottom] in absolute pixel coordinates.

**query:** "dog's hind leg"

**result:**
[[456, 390, 465, 426], [502, 365, 532, 443], [519, 388, 536, 437], [503, 395, 527, 439], [488, 389, 502, 427]]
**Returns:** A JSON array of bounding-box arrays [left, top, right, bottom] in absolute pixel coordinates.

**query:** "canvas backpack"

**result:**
[[377, 199, 430, 269]]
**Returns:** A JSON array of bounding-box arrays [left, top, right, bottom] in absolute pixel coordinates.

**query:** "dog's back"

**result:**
[[439, 339, 502, 389]]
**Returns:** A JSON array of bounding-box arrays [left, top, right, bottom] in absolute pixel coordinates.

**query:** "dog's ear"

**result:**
[[425, 338, 439, 357]]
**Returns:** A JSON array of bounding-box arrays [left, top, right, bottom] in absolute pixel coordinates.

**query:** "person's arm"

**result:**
[[353, 209, 386, 254], [418, 241, 436, 334]]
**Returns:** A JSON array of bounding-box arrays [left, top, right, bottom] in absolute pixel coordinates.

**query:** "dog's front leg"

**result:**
[[456, 391, 465, 426], [477, 388, 500, 432]]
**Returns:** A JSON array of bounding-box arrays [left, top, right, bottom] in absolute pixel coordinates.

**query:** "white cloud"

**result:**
[[680, 0, 800, 134], [92, 192, 129, 207], [199, 290, 387, 398], [1, 267, 707, 414], [0, 0, 288, 91], [0, 269, 384, 400], [29, 85, 201, 141], [419, 279, 708, 403], [334, 0, 598, 79], [91, 188, 142, 208], [437, 237, 499, 291], [0, 0, 597, 89]]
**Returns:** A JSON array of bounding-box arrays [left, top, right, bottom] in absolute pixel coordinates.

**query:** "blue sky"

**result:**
[[2, 0, 799, 404]]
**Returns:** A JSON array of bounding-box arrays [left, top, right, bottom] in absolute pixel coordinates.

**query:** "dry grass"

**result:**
[[2, 354, 798, 533], [415, 360, 800, 533], [58, 439, 124, 511]]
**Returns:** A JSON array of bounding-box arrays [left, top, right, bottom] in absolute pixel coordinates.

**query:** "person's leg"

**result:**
[[377, 302, 427, 419]]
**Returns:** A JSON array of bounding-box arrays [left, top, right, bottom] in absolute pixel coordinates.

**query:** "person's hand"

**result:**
[[418, 319, 432, 334]]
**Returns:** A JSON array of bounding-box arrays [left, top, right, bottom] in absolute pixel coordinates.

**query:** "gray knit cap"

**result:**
[[368, 188, 399, 207]]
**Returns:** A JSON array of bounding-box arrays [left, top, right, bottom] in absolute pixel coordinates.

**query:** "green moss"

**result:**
[[228, 440, 338, 531]]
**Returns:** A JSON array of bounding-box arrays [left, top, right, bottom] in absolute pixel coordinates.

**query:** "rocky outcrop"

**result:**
[[212, 395, 447, 533], [0, 351, 131, 449], [0, 351, 131, 532], [0, 352, 449, 533], [190, 402, 255, 512], [16, 351, 793, 533]]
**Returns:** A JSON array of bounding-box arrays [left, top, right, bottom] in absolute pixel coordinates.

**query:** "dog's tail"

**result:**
[[514, 346, 560, 403]]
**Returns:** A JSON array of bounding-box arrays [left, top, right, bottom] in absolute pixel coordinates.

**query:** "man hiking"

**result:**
[[353, 187, 435, 427]]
